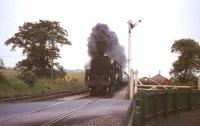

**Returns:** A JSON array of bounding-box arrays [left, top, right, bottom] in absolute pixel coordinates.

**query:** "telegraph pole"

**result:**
[[128, 19, 141, 99]]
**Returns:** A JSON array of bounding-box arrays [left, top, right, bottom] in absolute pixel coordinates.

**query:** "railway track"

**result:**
[[40, 98, 98, 126], [0, 92, 91, 124], [0, 88, 89, 102]]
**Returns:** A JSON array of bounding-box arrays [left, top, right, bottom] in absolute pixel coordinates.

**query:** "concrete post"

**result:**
[[134, 70, 138, 94], [198, 77, 200, 90], [129, 69, 134, 100]]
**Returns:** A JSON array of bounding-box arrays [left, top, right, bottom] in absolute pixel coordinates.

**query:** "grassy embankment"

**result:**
[[0, 69, 85, 98]]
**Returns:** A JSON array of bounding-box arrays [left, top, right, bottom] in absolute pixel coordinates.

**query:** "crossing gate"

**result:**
[[129, 70, 198, 99]]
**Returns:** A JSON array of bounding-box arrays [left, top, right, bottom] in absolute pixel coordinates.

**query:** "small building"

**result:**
[[151, 73, 172, 85], [140, 72, 172, 85], [140, 77, 152, 85]]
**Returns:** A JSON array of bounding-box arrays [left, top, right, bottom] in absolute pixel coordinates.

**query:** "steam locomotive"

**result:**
[[85, 53, 128, 95]]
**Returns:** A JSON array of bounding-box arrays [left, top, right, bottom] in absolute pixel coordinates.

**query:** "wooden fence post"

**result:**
[[198, 77, 200, 90], [164, 90, 168, 117], [188, 90, 192, 110], [136, 99, 144, 126], [154, 92, 158, 117], [174, 90, 178, 114], [198, 91, 200, 107]]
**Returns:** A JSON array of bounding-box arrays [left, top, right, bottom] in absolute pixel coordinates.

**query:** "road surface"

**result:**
[[0, 87, 131, 126]]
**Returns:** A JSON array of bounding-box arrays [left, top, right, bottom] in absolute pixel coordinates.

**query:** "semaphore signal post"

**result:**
[[127, 19, 141, 99]]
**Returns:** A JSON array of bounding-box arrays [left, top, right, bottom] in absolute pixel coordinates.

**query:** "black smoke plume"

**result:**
[[87, 23, 127, 68]]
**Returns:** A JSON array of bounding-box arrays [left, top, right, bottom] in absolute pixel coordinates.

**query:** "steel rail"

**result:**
[[0, 94, 90, 124], [40, 98, 98, 126], [0, 88, 89, 102], [23, 89, 90, 102]]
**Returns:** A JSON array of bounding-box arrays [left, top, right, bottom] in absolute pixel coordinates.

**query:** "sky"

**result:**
[[0, 0, 200, 78]]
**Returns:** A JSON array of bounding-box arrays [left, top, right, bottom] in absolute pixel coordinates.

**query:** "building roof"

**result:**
[[151, 74, 168, 81]]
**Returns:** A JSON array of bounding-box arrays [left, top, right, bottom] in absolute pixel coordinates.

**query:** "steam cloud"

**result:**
[[87, 23, 127, 68]]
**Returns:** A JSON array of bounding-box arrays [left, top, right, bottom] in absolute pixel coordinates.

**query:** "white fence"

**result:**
[[129, 70, 199, 99]]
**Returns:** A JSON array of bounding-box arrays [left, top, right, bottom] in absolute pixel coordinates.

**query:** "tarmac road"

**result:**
[[145, 108, 200, 126], [51, 98, 131, 126], [0, 97, 131, 126]]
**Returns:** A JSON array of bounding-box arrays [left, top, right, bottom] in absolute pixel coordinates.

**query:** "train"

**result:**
[[85, 53, 128, 95]]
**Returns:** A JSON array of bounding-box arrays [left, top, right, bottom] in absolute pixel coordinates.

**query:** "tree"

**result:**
[[170, 38, 200, 84], [5, 20, 71, 78], [0, 58, 5, 82], [0, 58, 4, 69]]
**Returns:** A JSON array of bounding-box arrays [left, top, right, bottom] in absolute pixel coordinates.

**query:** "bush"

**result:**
[[18, 71, 37, 87], [0, 73, 6, 83]]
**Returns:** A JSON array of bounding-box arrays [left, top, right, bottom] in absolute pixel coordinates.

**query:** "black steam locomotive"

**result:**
[[85, 53, 128, 95]]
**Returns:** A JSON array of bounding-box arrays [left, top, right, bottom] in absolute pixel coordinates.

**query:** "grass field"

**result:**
[[0, 69, 86, 98]]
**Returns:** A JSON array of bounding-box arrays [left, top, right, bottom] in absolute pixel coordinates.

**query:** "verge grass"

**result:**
[[0, 69, 86, 98]]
